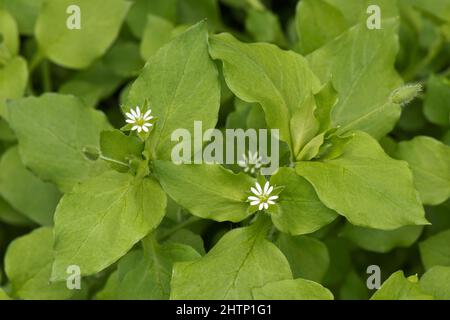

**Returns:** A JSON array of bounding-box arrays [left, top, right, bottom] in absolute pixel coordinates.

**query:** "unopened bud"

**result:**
[[390, 84, 422, 106]]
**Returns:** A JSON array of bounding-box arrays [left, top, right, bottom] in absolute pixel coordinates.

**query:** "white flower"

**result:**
[[248, 181, 278, 211], [125, 106, 154, 133], [238, 151, 263, 175]]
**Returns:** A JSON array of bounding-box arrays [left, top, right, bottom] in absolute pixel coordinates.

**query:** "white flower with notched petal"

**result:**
[[238, 151, 263, 175], [125, 106, 154, 133], [248, 181, 278, 211]]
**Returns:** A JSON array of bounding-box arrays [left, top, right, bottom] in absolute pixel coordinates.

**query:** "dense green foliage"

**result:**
[[0, 0, 449, 300]]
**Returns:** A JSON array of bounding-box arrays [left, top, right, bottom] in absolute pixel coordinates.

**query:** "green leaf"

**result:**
[[209, 32, 321, 152], [419, 229, 450, 270], [0, 56, 28, 100], [423, 75, 450, 127], [0, 147, 60, 226], [0, 288, 11, 300], [269, 167, 337, 235], [58, 62, 123, 108], [252, 278, 334, 300], [0, 9, 19, 55], [35, 0, 131, 69], [245, 8, 287, 46], [395, 136, 450, 205], [296, 131, 428, 230], [100, 129, 144, 172], [276, 234, 329, 283], [341, 223, 423, 253], [94, 270, 118, 300], [126, 0, 177, 38], [140, 14, 174, 61], [370, 271, 433, 300], [6, 93, 111, 192], [170, 216, 292, 299], [51, 170, 167, 281], [103, 40, 143, 78], [155, 161, 255, 222], [1, 0, 43, 35], [164, 228, 205, 255], [307, 19, 403, 139], [127, 22, 220, 161], [177, 0, 222, 31], [296, 0, 347, 55], [0, 196, 33, 226], [5, 227, 73, 300], [420, 266, 450, 300], [115, 238, 200, 299]]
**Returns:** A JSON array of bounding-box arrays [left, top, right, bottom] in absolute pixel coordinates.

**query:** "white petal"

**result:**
[[250, 200, 260, 206], [144, 115, 154, 121], [267, 200, 275, 205], [131, 125, 139, 131], [258, 203, 264, 210], [267, 186, 273, 195], [143, 110, 152, 119], [244, 167, 249, 172], [248, 196, 259, 201], [263, 181, 270, 193], [238, 160, 246, 167], [268, 195, 278, 201], [125, 112, 134, 119], [143, 122, 152, 127], [125, 119, 135, 124], [130, 108, 138, 118], [142, 125, 149, 132], [137, 126, 142, 133], [255, 182, 263, 194], [263, 203, 269, 210], [135, 106, 141, 117], [251, 187, 260, 196]]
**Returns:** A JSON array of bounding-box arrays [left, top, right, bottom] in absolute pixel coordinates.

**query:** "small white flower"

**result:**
[[125, 106, 154, 133], [247, 181, 278, 211], [238, 151, 263, 175]]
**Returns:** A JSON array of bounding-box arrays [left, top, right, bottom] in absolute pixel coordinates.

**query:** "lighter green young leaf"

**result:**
[[296, 131, 428, 230], [252, 278, 334, 300], [127, 22, 220, 161], [5, 227, 73, 300], [155, 161, 255, 222], [419, 229, 450, 270], [420, 266, 450, 300], [209, 32, 321, 152], [6, 93, 111, 192], [103, 40, 143, 78], [35, 0, 131, 69], [308, 19, 403, 139], [341, 223, 423, 253], [0, 9, 19, 55], [395, 136, 450, 206], [276, 234, 330, 283], [170, 216, 292, 299], [51, 170, 167, 281], [115, 238, 200, 299], [370, 271, 433, 300], [0, 56, 28, 100], [269, 167, 338, 235], [0, 147, 60, 226]]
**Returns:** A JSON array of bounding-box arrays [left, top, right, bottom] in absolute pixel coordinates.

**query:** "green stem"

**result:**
[[29, 51, 45, 74], [157, 216, 200, 242], [99, 155, 129, 168]]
